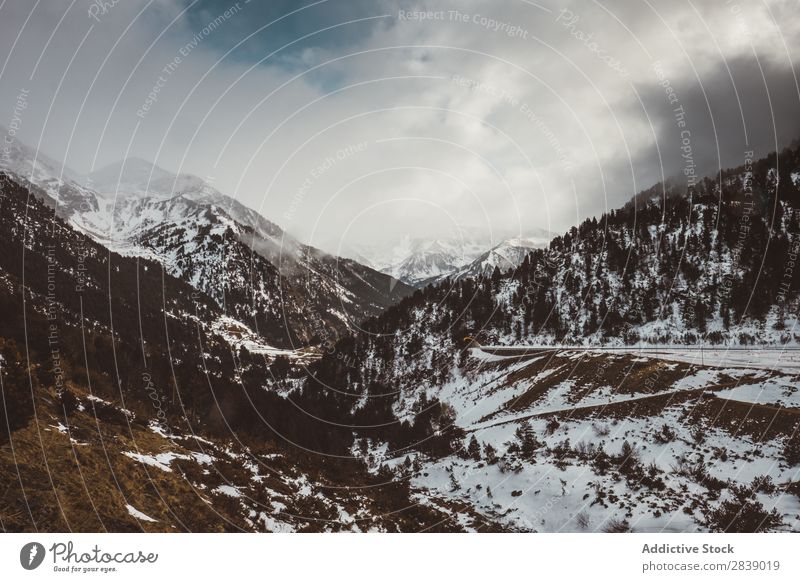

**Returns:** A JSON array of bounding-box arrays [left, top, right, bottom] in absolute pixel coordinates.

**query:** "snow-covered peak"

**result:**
[[384, 238, 471, 287], [78, 157, 288, 248], [447, 235, 551, 282], [88, 159, 238, 209], [352, 230, 554, 287]]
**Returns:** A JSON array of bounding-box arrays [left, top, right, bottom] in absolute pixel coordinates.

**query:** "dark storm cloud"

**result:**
[[633, 55, 800, 191]]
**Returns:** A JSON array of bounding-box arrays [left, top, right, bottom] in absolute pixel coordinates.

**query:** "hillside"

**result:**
[[0, 172, 473, 531], [296, 144, 800, 531], [0, 141, 413, 348]]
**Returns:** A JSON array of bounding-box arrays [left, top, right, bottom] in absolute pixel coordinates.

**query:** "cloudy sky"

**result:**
[[1, 0, 799, 253]]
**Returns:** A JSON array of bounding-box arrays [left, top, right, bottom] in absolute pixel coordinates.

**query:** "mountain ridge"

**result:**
[[0, 139, 413, 348]]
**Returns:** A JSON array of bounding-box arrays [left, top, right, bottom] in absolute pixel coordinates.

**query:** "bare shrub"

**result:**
[[783, 434, 800, 466], [602, 517, 631, 533], [653, 423, 677, 444], [705, 484, 784, 532], [574, 440, 596, 459], [593, 423, 610, 437], [575, 511, 590, 530]]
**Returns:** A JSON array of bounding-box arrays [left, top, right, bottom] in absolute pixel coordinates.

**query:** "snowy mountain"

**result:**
[[76, 158, 295, 263], [83, 158, 286, 247], [346, 234, 482, 272], [382, 238, 477, 287], [445, 235, 552, 283], [348, 229, 552, 288], [0, 138, 412, 347]]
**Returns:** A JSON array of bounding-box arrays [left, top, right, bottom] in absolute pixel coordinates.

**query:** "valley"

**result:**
[[1, 138, 799, 532]]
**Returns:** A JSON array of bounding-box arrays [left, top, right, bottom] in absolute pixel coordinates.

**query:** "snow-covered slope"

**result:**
[[309, 305, 800, 532]]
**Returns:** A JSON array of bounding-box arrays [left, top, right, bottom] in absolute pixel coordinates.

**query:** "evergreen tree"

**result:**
[[467, 435, 482, 460]]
